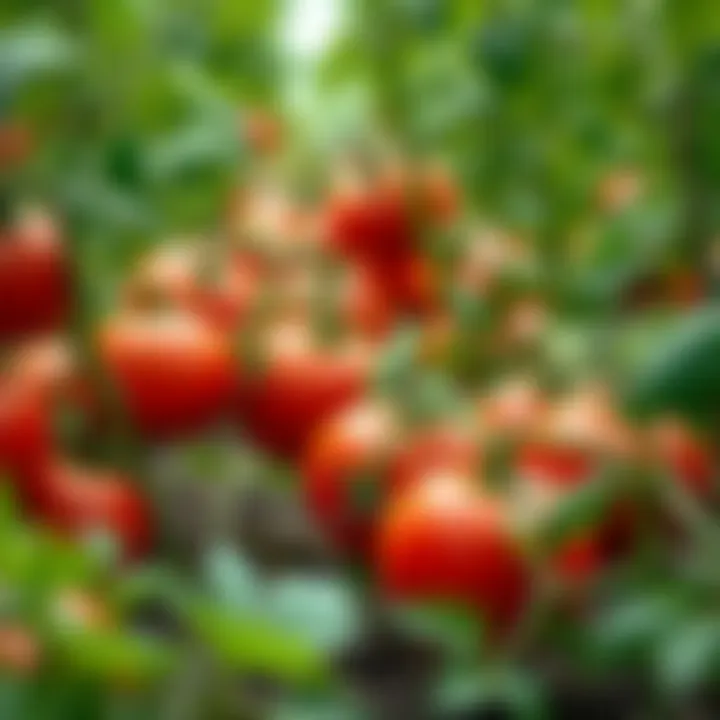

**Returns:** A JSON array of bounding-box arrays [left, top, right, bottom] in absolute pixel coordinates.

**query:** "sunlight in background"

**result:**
[[279, 0, 343, 119]]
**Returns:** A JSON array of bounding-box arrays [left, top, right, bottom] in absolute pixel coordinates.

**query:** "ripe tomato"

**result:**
[[33, 460, 151, 560], [99, 311, 234, 438], [302, 400, 402, 554], [327, 161, 453, 265], [478, 376, 547, 441], [377, 473, 529, 630], [127, 244, 261, 333], [327, 170, 414, 263], [648, 418, 714, 497], [7, 338, 74, 401], [235, 322, 371, 458], [275, 262, 395, 340], [390, 423, 479, 493], [516, 385, 636, 488], [367, 252, 440, 316], [0, 210, 68, 339], [0, 379, 51, 499]]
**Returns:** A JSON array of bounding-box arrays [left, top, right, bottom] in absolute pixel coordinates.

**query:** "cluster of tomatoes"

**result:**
[[0, 136, 714, 646]]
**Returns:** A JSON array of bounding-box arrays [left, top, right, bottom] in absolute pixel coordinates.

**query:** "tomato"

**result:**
[[368, 253, 440, 316], [327, 161, 454, 265], [99, 311, 234, 438], [274, 262, 395, 340], [390, 423, 479, 493], [478, 376, 547, 440], [7, 337, 73, 398], [0, 379, 51, 500], [327, 171, 414, 263], [34, 460, 152, 560], [235, 321, 371, 458], [648, 418, 714, 497], [0, 210, 68, 339], [516, 385, 636, 489], [302, 400, 402, 554], [377, 473, 529, 630], [127, 244, 261, 333]]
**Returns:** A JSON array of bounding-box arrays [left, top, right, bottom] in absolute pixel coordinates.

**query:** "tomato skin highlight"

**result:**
[[302, 400, 401, 554], [377, 474, 529, 631], [0, 213, 68, 339], [235, 322, 371, 458], [99, 312, 234, 439], [33, 461, 152, 561]]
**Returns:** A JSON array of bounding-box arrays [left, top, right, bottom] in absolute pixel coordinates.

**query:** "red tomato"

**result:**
[[0, 379, 51, 499], [327, 171, 414, 263], [377, 473, 529, 630], [34, 461, 152, 560], [274, 263, 395, 340], [7, 337, 83, 410], [235, 322, 371, 458], [516, 385, 636, 488], [478, 376, 547, 440], [648, 418, 714, 497], [0, 210, 68, 339], [99, 311, 234, 438], [390, 423, 479, 494], [302, 400, 402, 554], [127, 244, 260, 333], [369, 253, 440, 316]]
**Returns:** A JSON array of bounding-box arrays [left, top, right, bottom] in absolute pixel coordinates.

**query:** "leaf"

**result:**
[[591, 595, 681, 668], [190, 602, 327, 686], [268, 575, 359, 653], [538, 467, 622, 550], [654, 618, 720, 695], [0, 23, 77, 93], [204, 544, 260, 609], [624, 306, 720, 421], [390, 602, 482, 664], [434, 666, 545, 719], [52, 627, 175, 683]]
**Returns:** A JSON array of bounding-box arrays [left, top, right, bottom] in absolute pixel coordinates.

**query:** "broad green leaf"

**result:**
[[268, 575, 359, 653], [624, 306, 720, 421], [391, 602, 482, 664], [190, 602, 327, 686], [654, 618, 720, 695]]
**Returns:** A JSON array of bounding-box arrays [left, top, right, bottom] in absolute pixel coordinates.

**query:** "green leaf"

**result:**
[[52, 627, 175, 683], [434, 666, 545, 719], [591, 595, 681, 669], [268, 575, 359, 653], [538, 467, 622, 550], [204, 544, 259, 609], [391, 602, 482, 664], [625, 306, 720, 421], [654, 617, 720, 695], [0, 23, 77, 94], [190, 602, 328, 686]]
